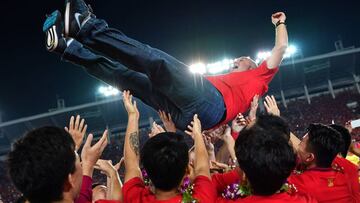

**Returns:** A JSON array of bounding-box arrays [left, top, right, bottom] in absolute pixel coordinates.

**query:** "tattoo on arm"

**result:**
[[129, 131, 140, 156]]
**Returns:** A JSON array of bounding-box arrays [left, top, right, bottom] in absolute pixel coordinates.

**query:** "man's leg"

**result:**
[[61, 40, 188, 128], [74, 17, 223, 117], [63, 1, 226, 129]]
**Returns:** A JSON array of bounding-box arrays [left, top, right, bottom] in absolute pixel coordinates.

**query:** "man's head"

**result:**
[[297, 123, 344, 168], [141, 132, 189, 191], [250, 114, 291, 141], [232, 57, 258, 72], [329, 124, 352, 158], [235, 127, 296, 195], [8, 126, 83, 203]]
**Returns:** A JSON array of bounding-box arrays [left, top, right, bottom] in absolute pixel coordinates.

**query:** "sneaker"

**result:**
[[64, 0, 93, 37], [43, 10, 67, 53]]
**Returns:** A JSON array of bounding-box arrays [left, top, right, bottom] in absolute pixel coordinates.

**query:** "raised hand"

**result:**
[[81, 129, 108, 173], [158, 110, 176, 132], [148, 122, 165, 138], [203, 134, 215, 152], [211, 160, 231, 172], [231, 113, 248, 133], [264, 95, 280, 116], [271, 12, 286, 25], [185, 114, 202, 139], [248, 95, 259, 122], [95, 159, 117, 177], [123, 90, 139, 119], [65, 115, 87, 150], [114, 157, 124, 171]]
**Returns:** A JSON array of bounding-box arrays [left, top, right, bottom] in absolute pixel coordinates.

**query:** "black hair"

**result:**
[[235, 127, 296, 195], [141, 132, 189, 191], [306, 123, 344, 168], [8, 127, 76, 203], [254, 114, 290, 141], [329, 124, 351, 158]]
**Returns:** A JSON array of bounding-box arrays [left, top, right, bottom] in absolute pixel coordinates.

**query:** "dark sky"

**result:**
[[1, 0, 360, 121]]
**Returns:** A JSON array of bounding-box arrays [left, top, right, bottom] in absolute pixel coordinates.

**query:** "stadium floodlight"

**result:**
[[189, 62, 206, 74], [255, 44, 298, 62], [284, 45, 297, 58], [98, 85, 120, 97], [207, 59, 233, 74], [255, 51, 272, 63], [189, 58, 234, 75]]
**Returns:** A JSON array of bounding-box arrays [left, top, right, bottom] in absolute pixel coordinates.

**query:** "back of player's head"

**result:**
[[8, 126, 76, 203], [235, 127, 296, 195], [254, 114, 290, 141], [141, 132, 189, 191]]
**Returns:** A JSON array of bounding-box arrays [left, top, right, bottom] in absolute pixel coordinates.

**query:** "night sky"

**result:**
[[1, 0, 360, 121]]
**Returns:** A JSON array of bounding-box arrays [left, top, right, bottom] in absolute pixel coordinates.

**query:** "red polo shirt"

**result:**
[[288, 156, 360, 203], [211, 169, 317, 203], [206, 61, 278, 125], [122, 175, 216, 203], [216, 192, 318, 203]]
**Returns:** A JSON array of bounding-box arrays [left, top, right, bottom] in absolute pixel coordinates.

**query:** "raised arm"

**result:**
[[94, 159, 123, 201], [122, 90, 142, 182], [185, 114, 211, 178], [264, 95, 300, 151], [267, 12, 288, 69]]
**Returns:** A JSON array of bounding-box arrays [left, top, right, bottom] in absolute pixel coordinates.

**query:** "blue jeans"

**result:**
[[62, 18, 225, 130]]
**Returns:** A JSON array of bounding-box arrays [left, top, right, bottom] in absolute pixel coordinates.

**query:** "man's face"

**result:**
[[297, 133, 314, 165], [71, 151, 83, 199], [232, 57, 257, 72]]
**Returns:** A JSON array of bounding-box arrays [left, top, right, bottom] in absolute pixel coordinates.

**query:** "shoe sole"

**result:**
[[43, 11, 60, 51], [46, 26, 59, 51], [65, 1, 70, 37]]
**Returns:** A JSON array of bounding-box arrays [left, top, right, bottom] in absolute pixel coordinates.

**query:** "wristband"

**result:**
[[275, 21, 286, 28]]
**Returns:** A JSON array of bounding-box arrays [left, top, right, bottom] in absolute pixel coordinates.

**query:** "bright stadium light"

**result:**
[[255, 51, 271, 63], [255, 44, 299, 61], [189, 59, 234, 75], [189, 62, 206, 74], [98, 85, 120, 97], [207, 59, 233, 74], [284, 45, 297, 58]]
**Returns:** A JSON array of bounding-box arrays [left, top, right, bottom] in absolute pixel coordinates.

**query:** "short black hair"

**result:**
[[235, 127, 296, 195], [141, 132, 189, 191], [8, 126, 76, 203], [329, 124, 351, 158], [254, 114, 290, 141], [307, 123, 344, 168]]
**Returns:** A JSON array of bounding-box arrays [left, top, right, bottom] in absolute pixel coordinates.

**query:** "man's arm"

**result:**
[[95, 159, 123, 201], [185, 114, 211, 178], [76, 130, 108, 203], [267, 12, 288, 69], [264, 95, 300, 151], [65, 115, 87, 151], [123, 90, 142, 182]]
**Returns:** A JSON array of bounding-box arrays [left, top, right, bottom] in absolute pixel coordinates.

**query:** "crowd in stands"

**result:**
[[0, 89, 359, 203]]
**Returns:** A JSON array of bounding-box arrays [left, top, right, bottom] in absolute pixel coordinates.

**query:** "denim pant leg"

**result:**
[[61, 40, 185, 127], [76, 18, 225, 129]]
